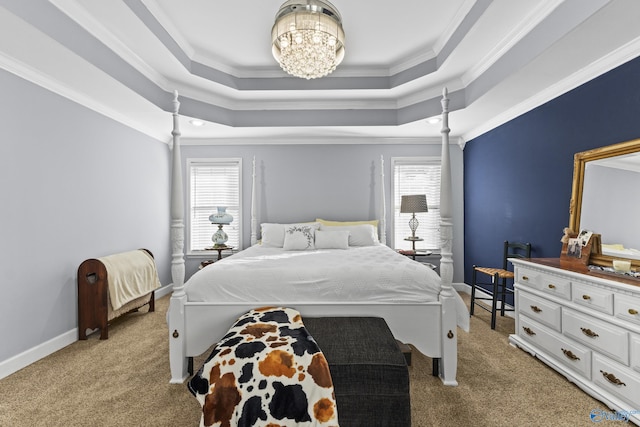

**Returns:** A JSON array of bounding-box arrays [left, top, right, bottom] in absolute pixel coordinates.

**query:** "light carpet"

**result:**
[[0, 294, 623, 426]]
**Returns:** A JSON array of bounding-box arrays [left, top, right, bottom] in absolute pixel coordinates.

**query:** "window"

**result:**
[[392, 157, 441, 251], [188, 158, 242, 252]]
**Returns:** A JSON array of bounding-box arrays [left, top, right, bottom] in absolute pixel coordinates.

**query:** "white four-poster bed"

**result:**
[[167, 88, 464, 386]]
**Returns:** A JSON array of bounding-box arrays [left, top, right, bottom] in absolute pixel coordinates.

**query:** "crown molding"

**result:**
[[462, 0, 564, 86], [180, 136, 451, 146], [463, 35, 640, 142], [51, 0, 172, 90], [0, 49, 168, 142]]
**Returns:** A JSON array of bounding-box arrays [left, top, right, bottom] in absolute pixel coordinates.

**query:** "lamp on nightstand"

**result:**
[[400, 194, 428, 240], [209, 206, 233, 247]]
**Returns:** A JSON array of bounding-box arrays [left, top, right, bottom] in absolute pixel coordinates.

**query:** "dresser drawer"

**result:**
[[515, 266, 538, 288], [631, 334, 640, 373], [535, 272, 572, 301], [516, 267, 571, 300], [518, 291, 562, 331], [563, 309, 629, 365], [615, 294, 640, 326], [572, 282, 613, 315], [593, 354, 640, 408], [519, 316, 591, 378]]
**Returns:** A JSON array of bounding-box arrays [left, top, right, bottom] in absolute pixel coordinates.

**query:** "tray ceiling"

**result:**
[[1, 0, 640, 143]]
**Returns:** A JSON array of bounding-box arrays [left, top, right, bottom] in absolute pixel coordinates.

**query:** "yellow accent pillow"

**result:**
[[315, 218, 379, 228], [315, 218, 379, 240]]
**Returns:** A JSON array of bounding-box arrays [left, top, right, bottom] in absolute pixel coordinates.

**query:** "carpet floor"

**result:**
[[0, 293, 625, 426]]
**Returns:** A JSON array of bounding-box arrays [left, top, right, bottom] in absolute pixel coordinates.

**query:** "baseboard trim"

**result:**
[[454, 282, 470, 294], [155, 283, 174, 299], [0, 284, 174, 380], [0, 329, 77, 380]]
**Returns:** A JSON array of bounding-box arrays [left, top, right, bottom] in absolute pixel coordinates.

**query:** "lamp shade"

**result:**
[[209, 206, 233, 224], [400, 195, 428, 213]]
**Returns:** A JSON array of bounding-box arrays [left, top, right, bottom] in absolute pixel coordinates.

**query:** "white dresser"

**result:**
[[510, 258, 640, 424]]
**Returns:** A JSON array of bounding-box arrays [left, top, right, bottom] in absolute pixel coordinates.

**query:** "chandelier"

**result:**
[[271, 0, 345, 80]]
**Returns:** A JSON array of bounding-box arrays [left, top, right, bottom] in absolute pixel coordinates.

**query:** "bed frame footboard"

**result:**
[[168, 299, 458, 385]]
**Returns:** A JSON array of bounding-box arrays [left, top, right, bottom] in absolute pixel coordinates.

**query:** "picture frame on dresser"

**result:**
[[560, 231, 601, 270]]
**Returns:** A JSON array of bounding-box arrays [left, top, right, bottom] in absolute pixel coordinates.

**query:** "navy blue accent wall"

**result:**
[[464, 55, 640, 287]]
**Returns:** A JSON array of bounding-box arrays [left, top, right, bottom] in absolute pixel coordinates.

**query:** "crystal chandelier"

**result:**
[[271, 0, 345, 80]]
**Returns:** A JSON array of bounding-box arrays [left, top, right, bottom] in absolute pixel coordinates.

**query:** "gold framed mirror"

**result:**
[[569, 138, 640, 269]]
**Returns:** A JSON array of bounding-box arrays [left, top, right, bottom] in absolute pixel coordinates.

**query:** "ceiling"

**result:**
[[2, 0, 640, 144]]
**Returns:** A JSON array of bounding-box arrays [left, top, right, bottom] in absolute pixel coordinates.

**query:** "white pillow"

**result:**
[[261, 222, 320, 248], [283, 224, 318, 250], [315, 230, 350, 249], [319, 224, 377, 246], [260, 223, 285, 247]]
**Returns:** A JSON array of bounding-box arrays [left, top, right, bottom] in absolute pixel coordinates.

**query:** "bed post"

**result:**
[[250, 156, 258, 246], [168, 91, 188, 383], [379, 155, 387, 245], [438, 87, 458, 385]]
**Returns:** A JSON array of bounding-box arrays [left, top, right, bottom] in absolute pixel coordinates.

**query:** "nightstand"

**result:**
[[200, 245, 233, 269], [396, 248, 436, 270], [199, 259, 215, 270], [404, 236, 423, 251], [206, 245, 233, 260], [397, 249, 432, 259], [398, 237, 432, 260]]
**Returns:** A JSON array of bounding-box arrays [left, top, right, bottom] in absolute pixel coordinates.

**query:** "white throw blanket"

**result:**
[[99, 250, 161, 310]]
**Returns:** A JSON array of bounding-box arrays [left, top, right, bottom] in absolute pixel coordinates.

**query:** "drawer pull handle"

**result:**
[[581, 327, 599, 338], [629, 309, 639, 315], [582, 294, 591, 300], [600, 370, 626, 387], [561, 348, 580, 361], [522, 275, 529, 281], [548, 284, 556, 289], [530, 305, 542, 313], [522, 327, 536, 336]]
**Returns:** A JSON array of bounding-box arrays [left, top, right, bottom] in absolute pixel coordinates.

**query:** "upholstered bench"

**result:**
[[304, 317, 411, 427]]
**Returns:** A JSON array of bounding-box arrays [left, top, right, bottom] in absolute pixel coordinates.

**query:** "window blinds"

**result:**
[[189, 160, 241, 251], [393, 159, 441, 250]]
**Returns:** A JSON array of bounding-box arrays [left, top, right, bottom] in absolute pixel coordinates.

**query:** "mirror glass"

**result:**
[[569, 139, 640, 267]]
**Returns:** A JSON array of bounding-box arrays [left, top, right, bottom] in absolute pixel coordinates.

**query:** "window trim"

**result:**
[[186, 157, 243, 256], [391, 156, 441, 252]]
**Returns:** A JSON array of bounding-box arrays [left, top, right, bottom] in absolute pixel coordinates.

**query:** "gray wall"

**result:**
[[180, 142, 465, 282], [0, 69, 171, 366], [0, 70, 464, 371]]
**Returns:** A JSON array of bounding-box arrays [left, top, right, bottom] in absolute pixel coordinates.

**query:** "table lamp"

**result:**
[[400, 194, 428, 240], [209, 206, 233, 247]]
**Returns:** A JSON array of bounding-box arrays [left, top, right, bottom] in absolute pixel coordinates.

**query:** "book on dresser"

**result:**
[[509, 258, 640, 424]]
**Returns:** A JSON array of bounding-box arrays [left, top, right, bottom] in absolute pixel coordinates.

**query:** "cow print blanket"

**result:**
[[188, 307, 339, 427]]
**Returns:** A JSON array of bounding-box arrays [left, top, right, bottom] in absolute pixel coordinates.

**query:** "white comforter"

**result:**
[[185, 244, 470, 332], [186, 244, 443, 302]]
